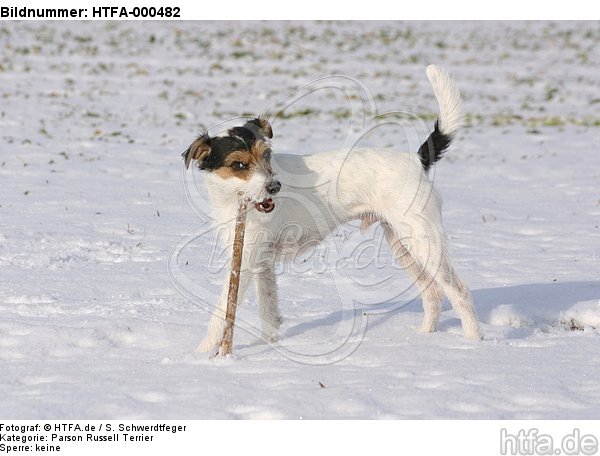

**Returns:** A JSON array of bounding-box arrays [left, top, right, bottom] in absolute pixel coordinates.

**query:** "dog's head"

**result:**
[[183, 117, 280, 213]]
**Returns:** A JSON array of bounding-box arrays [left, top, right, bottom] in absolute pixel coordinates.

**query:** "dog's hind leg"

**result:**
[[382, 222, 444, 333], [416, 226, 481, 340], [433, 257, 481, 340], [384, 217, 481, 340]]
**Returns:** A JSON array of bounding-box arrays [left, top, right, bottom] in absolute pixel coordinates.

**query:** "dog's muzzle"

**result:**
[[255, 179, 280, 213], [255, 197, 275, 213]]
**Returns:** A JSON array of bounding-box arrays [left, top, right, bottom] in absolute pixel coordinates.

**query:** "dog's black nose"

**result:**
[[266, 180, 281, 195]]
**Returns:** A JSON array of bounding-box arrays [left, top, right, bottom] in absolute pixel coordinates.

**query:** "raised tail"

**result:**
[[417, 65, 464, 173]]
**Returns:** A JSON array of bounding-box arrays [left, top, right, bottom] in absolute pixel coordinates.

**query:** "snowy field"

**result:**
[[0, 21, 599, 419]]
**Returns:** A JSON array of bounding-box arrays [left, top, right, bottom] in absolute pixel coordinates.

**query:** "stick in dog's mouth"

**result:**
[[255, 197, 275, 213]]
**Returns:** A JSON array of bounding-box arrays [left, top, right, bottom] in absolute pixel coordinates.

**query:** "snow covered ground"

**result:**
[[0, 21, 598, 419]]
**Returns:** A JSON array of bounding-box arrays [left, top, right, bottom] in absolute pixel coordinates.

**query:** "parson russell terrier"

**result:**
[[183, 65, 481, 353]]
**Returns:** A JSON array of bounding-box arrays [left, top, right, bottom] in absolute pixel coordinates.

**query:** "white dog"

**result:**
[[183, 65, 481, 353]]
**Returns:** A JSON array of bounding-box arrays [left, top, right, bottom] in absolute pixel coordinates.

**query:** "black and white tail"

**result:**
[[417, 65, 464, 173]]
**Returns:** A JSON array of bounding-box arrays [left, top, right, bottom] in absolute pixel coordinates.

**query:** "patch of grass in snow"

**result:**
[[560, 318, 586, 332], [276, 108, 320, 119], [490, 114, 600, 128]]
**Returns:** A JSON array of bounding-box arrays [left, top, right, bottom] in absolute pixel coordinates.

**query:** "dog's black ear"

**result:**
[[243, 117, 273, 139], [182, 133, 211, 170]]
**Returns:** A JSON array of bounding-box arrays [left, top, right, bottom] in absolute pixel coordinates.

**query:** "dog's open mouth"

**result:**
[[255, 197, 275, 213]]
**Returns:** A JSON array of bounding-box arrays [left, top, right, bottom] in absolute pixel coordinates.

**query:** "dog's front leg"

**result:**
[[195, 271, 252, 353], [254, 263, 282, 343]]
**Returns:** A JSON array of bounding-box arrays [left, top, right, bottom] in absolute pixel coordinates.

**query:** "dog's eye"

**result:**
[[231, 161, 249, 171]]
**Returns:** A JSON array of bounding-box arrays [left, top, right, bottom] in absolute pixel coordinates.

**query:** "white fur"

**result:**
[[195, 66, 481, 353], [426, 64, 464, 135]]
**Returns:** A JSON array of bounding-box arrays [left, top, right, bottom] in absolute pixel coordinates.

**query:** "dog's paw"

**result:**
[[261, 320, 282, 344], [419, 319, 437, 334], [265, 333, 279, 344], [465, 330, 483, 341], [262, 327, 281, 344], [463, 324, 483, 341], [194, 335, 219, 353]]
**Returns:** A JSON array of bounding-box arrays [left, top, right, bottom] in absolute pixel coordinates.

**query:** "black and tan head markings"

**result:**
[[213, 141, 273, 181], [183, 117, 274, 180]]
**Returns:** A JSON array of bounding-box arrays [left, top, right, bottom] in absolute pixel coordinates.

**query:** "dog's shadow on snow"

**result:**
[[284, 280, 600, 340], [472, 280, 599, 321]]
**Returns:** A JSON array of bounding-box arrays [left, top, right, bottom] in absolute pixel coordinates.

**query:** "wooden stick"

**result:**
[[217, 193, 248, 356]]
